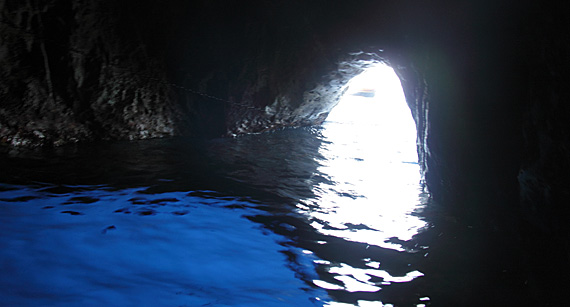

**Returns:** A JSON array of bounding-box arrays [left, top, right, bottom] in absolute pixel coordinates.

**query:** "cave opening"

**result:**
[[0, 0, 568, 305], [325, 62, 417, 158], [299, 62, 427, 254]]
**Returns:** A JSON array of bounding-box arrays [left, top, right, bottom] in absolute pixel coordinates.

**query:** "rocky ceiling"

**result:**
[[1, 0, 569, 303]]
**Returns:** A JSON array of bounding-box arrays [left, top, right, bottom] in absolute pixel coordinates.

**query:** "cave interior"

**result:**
[[1, 0, 569, 304]]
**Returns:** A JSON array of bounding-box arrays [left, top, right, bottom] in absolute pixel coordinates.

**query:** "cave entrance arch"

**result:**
[[325, 62, 417, 153], [301, 62, 426, 252]]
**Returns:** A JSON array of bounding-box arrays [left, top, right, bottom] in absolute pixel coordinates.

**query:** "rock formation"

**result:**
[[1, 0, 569, 304]]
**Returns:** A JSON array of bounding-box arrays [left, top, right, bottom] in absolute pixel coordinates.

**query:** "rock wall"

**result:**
[[517, 1, 570, 299], [1, 1, 569, 302], [0, 0, 401, 142], [0, 0, 178, 147]]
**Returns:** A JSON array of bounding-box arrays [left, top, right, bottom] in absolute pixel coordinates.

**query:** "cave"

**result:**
[[1, 0, 569, 305]]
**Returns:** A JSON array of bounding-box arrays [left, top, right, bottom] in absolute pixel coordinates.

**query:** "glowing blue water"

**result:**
[[0, 111, 432, 306], [0, 185, 320, 306]]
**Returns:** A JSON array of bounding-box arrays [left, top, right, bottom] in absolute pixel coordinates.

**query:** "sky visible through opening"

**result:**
[[301, 63, 428, 300]]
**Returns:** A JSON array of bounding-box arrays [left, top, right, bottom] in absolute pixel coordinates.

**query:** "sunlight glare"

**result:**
[[300, 63, 427, 252]]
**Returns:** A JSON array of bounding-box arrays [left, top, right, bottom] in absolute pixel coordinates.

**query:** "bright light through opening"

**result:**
[[299, 62, 426, 250], [304, 63, 428, 295], [327, 63, 417, 144]]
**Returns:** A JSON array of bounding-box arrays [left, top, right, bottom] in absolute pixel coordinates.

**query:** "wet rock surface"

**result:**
[[1, 0, 570, 304], [0, 0, 404, 144], [0, 0, 178, 147]]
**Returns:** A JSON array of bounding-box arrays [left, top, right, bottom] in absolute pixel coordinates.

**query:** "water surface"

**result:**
[[1, 93, 450, 306]]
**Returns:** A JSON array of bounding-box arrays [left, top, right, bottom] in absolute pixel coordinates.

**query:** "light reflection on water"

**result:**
[[0, 65, 434, 306], [297, 64, 429, 302]]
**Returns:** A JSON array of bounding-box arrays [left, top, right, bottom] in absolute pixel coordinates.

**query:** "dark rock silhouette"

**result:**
[[1, 0, 569, 304]]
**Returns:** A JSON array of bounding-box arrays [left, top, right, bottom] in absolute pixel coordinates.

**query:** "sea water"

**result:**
[[0, 93, 434, 306]]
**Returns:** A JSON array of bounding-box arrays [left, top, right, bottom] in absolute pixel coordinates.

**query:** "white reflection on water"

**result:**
[[303, 63, 429, 295], [324, 299, 395, 307]]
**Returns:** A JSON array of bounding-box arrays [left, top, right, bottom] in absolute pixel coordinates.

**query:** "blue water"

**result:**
[[0, 186, 314, 306], [0, 97, 446, 306]]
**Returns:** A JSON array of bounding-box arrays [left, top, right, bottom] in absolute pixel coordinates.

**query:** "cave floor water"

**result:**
[[0, 106, 530, 306]]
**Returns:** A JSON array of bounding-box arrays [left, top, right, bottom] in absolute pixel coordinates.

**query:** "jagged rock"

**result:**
[[0, 0, 179, 147], [1, 2, 569, 303]]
